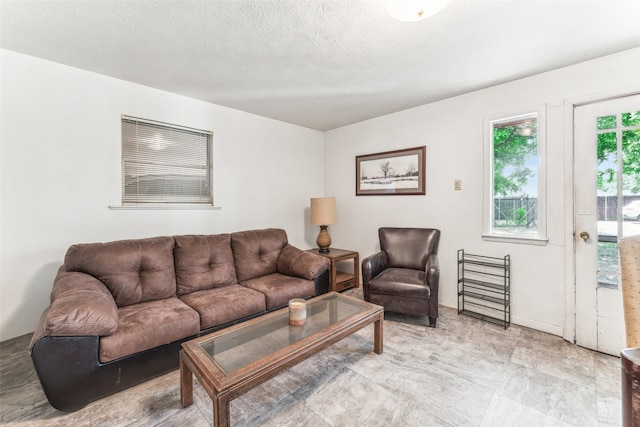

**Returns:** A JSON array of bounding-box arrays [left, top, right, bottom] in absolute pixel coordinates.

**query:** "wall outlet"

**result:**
[[454, 179, 462, 191]]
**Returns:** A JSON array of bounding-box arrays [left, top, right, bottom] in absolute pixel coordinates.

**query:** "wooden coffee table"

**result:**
[[180, 292, 383, 427]]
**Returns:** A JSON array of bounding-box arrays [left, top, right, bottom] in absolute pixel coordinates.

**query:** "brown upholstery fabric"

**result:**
[[99, 297, 199, 363], [240, 273, 315, 309], [64, 236, 176, 307], [174, 234, 238, 295], [277, 244, 331, 280], [42, 268, 119, 336], [231, 229, 288, 282], [179, 284, 266, 329]]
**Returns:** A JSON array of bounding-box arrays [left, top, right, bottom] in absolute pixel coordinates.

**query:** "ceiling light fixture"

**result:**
[[386, 0, 451, 22]]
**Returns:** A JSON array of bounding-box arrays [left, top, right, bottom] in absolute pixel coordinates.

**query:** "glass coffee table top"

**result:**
[[198, 292, 371, 375]]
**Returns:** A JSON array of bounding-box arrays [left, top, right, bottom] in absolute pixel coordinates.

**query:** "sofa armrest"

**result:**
[[425, 253, 440, 321], [276, 244, 331, 280], [313, 269, 330, 296], [30, 334, 186, 412], [362, 251, 388, 301], [31, 268, 118, 347]]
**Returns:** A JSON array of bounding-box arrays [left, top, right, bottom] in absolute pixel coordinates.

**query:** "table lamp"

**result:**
[[310, 197, 336, 253]]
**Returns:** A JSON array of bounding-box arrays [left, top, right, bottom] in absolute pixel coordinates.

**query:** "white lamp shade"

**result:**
[[310, 197, 337, 225], [386, 0, 451, 22]]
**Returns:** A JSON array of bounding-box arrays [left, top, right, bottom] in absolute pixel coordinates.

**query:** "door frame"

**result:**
[[563, 87, 640, 345]]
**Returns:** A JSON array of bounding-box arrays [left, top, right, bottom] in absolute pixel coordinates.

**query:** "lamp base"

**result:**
[[316, 225, 332, 253]]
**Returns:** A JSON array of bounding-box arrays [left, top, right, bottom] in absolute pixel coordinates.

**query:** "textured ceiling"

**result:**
[[2, 0, 640, 131]]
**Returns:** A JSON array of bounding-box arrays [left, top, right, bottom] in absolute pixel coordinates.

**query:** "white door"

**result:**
[[575, 95, 640, 356]]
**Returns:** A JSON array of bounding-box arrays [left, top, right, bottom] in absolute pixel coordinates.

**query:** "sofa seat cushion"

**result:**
[[180, 284, 267, 329], [240, 273, 315, 309], [99, 297, 199, 363], [369, 268, 430, 300]]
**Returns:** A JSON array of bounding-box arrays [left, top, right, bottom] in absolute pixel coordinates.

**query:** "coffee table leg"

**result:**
[[180, 351, 194, 407], [213, 395, 231, 427], [374, 313, 383, 354]]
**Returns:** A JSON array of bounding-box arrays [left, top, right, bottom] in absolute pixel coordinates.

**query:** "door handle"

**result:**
[[579, 231, 590, 241]]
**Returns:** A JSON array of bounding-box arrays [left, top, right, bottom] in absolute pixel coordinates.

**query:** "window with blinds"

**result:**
[[121, 116, 212, 205]]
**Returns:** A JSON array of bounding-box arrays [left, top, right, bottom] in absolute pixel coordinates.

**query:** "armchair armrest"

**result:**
[[277, 244, 331, 280], [425, 253, 440, 322], [362, 251, 388, 300], [362, 251, 388, 284], [31, 267, 118, 349]]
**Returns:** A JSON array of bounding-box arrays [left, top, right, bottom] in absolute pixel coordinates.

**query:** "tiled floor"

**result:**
[[0, 290, 622, 426]]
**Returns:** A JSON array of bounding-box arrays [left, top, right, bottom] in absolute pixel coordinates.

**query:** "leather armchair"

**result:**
[[362, 227, 441, 327]]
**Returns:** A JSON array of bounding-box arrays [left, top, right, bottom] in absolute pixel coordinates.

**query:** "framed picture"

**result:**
[[356, 146, 426, 196]]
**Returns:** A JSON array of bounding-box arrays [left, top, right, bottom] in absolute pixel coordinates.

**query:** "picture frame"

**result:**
[[356, 146, 426, 196]]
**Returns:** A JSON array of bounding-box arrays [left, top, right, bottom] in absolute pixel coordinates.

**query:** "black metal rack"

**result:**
[[457, 249, 510, 329]]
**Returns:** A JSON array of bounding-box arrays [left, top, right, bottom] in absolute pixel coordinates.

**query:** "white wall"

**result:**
[[324, 48, 640, 336], [0, 49, 325, 341], [2, 47, 639, 342]]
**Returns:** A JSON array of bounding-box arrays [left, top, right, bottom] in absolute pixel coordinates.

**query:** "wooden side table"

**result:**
[[307, 248, 359, 292]]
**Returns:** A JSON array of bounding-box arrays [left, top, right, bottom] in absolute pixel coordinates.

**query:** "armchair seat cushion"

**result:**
[[241, 273, 315, 309], [369, 268, 430, 300]]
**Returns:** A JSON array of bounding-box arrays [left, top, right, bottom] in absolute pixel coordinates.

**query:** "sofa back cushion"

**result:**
[[174, 234, 238, 295], [64, 236, 176, 307], [231, 228, 288, 282]]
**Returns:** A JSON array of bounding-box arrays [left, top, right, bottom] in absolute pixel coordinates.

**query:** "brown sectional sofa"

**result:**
[[29, 228, 330, 412]]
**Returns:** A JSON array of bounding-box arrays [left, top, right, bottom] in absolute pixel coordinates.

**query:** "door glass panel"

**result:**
[[622, 112, 640, 127], [597, 115, 616, 130], [596, 111, 640, 289], [597, 128, 619, 289]]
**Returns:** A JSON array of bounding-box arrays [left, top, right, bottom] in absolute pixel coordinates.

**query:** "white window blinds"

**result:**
[[121, 116, 212, 204]]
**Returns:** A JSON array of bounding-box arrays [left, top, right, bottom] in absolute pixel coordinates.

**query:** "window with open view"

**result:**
[[121, 116, 213, 205], [484, 107, 547, 243]]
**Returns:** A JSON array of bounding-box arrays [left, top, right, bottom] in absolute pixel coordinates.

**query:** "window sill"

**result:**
[[482, 234, 548, 246], [109, 205, 222, 211]]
